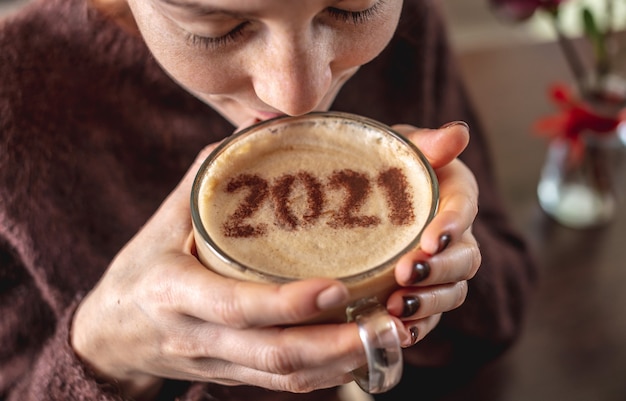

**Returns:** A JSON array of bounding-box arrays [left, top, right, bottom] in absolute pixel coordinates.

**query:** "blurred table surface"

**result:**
[[438, 38, 626, 401]]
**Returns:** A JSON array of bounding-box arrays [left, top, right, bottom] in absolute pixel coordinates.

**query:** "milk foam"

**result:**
[[197, 116, 436, 281]]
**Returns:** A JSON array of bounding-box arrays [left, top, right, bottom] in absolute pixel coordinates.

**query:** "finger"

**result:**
[[170, 321, 364, 377], [392, 122, 470, 169], [400, 313, 442, 348], [137, 144, 220, 249], [146, 357, 347, 392], [196, 362, 354, 393], [161, 144, 219, 219], [394, 231, 480, 287], [171, 263, 349, 327], [156, 319, 362, 392], [387, 280, 469, 321], [419, 159, 479, 255], [183, 353, 355, 393]]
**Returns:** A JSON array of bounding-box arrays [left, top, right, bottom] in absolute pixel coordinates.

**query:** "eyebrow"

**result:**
[[158, 0, 244, 16]]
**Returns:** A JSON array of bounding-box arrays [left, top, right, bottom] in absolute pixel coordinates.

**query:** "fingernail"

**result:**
[[402, 326, 419, 348], [439, 120, 469, 131], [437, 233, 452, 254], [316, 285, 349, 310], [409, 261, 430, 284], [401, 296, 421, 318], [409, 326, 419, 345]]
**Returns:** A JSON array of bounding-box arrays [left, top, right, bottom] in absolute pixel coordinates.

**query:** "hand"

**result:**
[[70, 121, 480, 400], [387, 122, 481, 348], [71, 144, 364, 399]]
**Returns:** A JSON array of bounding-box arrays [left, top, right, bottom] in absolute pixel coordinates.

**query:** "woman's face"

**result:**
[[126, 0, 403, 126]]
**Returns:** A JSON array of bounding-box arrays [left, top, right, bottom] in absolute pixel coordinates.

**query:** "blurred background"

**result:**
[[443, 0, 626, 52], [0, 0, 27, 16], [2, 1, 625, 400]]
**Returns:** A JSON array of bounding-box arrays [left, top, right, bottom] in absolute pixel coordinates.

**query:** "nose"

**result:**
[[251, 29, 332, 116]]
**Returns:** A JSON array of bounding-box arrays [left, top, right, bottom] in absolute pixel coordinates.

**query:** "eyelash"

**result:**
[[325, 1, 383, 24], [186, 22, 250, 50], [186, 1, 385, 50]]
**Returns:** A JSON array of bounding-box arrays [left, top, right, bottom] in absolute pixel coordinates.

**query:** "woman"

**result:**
[[0, 0, 536, 400]]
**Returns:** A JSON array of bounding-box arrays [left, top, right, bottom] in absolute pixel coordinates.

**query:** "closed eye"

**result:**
[[325, 1, 384, 24], [186, 21, 250, 49]]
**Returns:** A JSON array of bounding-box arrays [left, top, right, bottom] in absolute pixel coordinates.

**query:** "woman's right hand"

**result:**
[[70, 120, 475, 400], [70, 145, 363, 400]]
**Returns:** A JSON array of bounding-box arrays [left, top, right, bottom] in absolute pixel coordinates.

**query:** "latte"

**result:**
[[191, 112, 438, 317]]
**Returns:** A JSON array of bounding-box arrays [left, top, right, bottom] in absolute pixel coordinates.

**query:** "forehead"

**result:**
[[155, 0, 371, 15]]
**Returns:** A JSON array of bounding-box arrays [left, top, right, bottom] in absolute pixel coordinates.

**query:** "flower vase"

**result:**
[[535, 76, 626, 229], [537, 129, 626, 228]]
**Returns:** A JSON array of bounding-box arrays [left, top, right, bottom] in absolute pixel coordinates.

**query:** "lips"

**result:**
[[254, 111, 285, 121]]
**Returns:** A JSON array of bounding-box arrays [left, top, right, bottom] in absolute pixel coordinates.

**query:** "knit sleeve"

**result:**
[[0, 238, 125, 400], [10, 305, 128, 401], [0, 241, 198, 401]]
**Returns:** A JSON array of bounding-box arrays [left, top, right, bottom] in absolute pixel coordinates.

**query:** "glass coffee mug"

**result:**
[[190, 112, 439, 393]]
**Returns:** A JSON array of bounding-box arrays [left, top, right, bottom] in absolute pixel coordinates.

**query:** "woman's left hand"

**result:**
[[387, 122, 481, 347]]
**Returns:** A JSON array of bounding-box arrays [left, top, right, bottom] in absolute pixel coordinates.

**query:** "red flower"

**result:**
[[489, 0, 568, 21], [534, 83, 621, 160]]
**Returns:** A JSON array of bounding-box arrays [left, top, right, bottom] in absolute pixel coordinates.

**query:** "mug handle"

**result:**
[[347, 298, 403, 394]]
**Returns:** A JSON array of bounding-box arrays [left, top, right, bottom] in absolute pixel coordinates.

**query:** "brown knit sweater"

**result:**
[[0, 0, 537, 399]]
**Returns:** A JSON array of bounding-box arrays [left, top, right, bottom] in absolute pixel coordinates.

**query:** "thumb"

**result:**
[[392, 122, 470, 169], [167, 144, 220, 213], [143, 144, 220, 242]]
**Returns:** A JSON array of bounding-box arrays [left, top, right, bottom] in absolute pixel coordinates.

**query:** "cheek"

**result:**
[[331, 6, 403, 70], [159, 49, 244, 95], [332, 33, 389, 72], [148, 40, 245, 95], [128, 1, 244, 94]]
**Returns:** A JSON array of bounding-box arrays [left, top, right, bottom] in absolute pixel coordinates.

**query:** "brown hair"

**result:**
[[89, 0, 139, 33]]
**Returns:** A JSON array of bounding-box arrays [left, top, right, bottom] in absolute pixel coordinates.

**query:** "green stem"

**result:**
[[602, 0, 615, 77], [550, 11, 588, 96]]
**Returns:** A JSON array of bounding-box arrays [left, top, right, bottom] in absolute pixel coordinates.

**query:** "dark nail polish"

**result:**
[[437, 233, 452, 253], [439, 120, 469, 131], [409, 261, 430, 284], [409, 326, 419, 345], [401, 296, 421, 318]]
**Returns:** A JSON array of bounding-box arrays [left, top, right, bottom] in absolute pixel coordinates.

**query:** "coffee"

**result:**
[[191, 112, 438, 320], [191, 112, 438, 393]]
